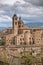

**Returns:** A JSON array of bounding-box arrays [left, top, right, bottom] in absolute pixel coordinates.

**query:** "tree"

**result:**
[[20, 52, 40, 65]]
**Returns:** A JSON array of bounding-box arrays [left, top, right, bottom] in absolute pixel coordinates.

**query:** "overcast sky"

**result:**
[[0, 0, 43, 27]]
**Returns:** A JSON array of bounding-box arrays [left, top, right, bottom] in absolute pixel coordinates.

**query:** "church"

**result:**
[[0, 14, 43, 62], [5, 14, 43, 46]]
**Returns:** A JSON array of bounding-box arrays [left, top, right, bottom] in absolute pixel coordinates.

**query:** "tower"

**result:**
[[12, 14, 18, 35]]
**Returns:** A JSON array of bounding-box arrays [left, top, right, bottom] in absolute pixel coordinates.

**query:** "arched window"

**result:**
[[29, 37, 35, 45]]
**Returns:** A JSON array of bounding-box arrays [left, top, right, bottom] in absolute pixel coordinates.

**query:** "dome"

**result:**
[[18, 17, 24, 24]]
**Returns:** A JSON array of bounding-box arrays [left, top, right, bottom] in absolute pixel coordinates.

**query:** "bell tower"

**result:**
[[12, 14, 18, 35]]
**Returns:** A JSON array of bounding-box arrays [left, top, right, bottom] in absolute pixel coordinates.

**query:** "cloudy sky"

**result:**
[[0, 0, 43, 27]]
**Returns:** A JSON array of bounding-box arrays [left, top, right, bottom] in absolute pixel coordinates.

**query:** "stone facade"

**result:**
[[5, 14, 43, 47], [0, 14, 43, 64]]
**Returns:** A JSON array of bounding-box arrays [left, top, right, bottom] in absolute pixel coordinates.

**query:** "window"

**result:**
[[12, 37, 15, 45], [20, 38, 24, 42], [15, 22, 17, 25], [29, 38, 35, 45], [32, 50, 34, 53], [20, 52, 22, 54], [33, 40, 35, 44], [15, 17, 17, 20], [23, 38, 24, 40], [33, 29, 36, 32], [20, 42, 22, 45], [29, 41, 31, 45], [20, 38, 22, 41], [24, 42, 26, 45]]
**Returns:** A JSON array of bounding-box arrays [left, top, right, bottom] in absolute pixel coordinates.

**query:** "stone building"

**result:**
[[5, 14, 43, 46], [4, 14, 43, 55], [5, 14, 30, 46], [0, 14, 43, 64]]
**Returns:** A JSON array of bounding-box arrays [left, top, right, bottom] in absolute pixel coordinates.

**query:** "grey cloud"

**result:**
[[0, 2, 30, 17], [0, 0, 43, 24], [0, 4, 11, 11], [24, 0, 43, 6]]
